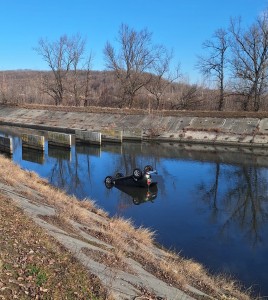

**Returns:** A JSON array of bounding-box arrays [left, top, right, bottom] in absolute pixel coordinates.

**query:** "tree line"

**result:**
[[197, 12, 268, 112], [1, 10, 268, 112]]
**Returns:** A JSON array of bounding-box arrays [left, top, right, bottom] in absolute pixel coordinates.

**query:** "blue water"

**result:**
[[2, 127, 268, 297]]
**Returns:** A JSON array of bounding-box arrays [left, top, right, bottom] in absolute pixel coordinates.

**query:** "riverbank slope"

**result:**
[[1, 104, 268, 147]]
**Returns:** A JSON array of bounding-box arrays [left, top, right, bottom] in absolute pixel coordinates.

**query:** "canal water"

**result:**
[[1, 126, 268, 297]]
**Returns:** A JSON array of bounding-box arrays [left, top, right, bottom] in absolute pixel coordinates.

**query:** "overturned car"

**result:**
[[104, 165, 157, 189]]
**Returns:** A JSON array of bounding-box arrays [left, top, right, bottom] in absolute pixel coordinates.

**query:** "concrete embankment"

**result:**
[[0, 105, 268, 147]]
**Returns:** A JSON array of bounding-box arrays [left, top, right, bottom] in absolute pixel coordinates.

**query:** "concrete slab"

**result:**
[[47, 131, 72, 148], [101, 129, 123, 143], [160, 116, 193, 131], [183, 130, 217, 142], [222, 118, 259, 134], [189, 117, 225, 129], [75, 130, 101, 145], [123, 128, 142, 140], [158, 130, 185, 141], [258, 118, 268, 134], [253, 134, 268, 145], [141, 115, 167, 131], [120, 115, 149, 130], [21, 133, 45, 150], [239, 135, 254, 144], [215, 133, 241, 143]]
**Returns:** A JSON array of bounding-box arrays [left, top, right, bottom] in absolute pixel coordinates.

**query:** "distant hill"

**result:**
[[0, 69, 264, 111]]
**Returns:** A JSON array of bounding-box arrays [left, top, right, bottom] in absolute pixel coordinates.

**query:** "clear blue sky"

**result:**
[[0, 0, 267, 82]]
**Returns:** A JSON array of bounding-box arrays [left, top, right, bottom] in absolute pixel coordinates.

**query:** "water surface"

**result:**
[[1, 126, 268, 297]]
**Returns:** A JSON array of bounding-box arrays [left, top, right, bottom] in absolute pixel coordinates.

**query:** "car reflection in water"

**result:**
[[115, 184, 158, 205], [104, 165, 158, 205]]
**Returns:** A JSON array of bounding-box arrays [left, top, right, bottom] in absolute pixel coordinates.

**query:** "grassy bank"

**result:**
[[10, 102, 268, 118], [0, 196, 107, 299], [0, 155, 256, 299]]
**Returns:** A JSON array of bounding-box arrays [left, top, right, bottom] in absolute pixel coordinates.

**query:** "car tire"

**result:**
[[104, 176, 114, 188], [133, 168, 142, 179], [144, 165, 153, 173]]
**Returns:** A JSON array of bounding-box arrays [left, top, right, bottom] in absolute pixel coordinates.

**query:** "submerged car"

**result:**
[[104, 165, 157, 188]]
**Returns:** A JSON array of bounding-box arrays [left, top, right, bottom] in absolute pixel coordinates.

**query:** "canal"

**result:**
[[1, 126, 268, 297]]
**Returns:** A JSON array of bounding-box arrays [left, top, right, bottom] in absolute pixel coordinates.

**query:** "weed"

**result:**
[[27, 265, 48, 286]]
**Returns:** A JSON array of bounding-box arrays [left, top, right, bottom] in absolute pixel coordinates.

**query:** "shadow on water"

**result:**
[[1, 125, 268, 296]]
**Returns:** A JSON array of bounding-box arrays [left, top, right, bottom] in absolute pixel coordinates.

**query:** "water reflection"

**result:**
[[76, 144, 101, 157], [48, 146, 71, 161], [1, 125, 268, 295], [22, 147, 44, 164], [198, 163, 268, 246], [112, 185, 158, 205]]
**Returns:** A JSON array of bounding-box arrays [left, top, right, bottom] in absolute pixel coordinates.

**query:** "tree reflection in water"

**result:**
[[7, 134, 268, 296], [198, 162, 268, 246], [48, 146, 88, 198]]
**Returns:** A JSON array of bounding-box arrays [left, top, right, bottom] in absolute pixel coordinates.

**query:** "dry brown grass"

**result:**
[[12, 102, 268, 118], [81, 248, 133, 274], [109, 217, 155, 246], [0, 194, 107, 300], [0, 154, 257, 300]]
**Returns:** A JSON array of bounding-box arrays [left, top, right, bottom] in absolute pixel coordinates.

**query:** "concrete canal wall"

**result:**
[[22, 133, 45, 150], [1, 105, 268, 147]]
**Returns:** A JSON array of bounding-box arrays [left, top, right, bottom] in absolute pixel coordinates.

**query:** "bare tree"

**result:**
[[196, 28, 229, 111], [229, 14, 268, 111], [104, 24, 162, 108], [171, 82, 199, 110], [68, 35, 86, 106], [35, 34, 88, 106], [82, 53, 94, 106], [145, 47, 181, 110], [69, 49, 93, 107]]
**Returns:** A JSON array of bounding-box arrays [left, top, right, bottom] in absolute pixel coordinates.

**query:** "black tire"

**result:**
[[133, 168, 142, 179], [104, 176, 114, 188], [144, 165, 153, 173], [115, 172, 124, 178]]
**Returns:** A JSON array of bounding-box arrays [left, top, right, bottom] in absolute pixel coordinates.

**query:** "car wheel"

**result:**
[[144, 165, 153, 173], [133, 168, 142, 179], [104, 176, 114, 188], [115, 172, 124, 178]]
